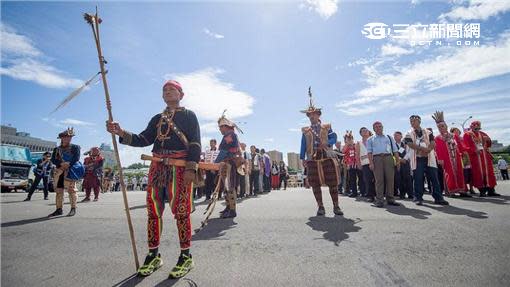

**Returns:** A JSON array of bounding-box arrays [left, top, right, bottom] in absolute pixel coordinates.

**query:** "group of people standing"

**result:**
[[201, 141, 289, 202], [26, 81, 504, 281], [300, 88, 501, 216]]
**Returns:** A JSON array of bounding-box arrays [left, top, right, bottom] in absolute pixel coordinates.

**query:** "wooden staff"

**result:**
[[140, 154, 220, 171], [84, 8, 139, 270]]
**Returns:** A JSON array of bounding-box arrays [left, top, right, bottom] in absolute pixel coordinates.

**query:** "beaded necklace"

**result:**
[[156, 108, 178, 142]]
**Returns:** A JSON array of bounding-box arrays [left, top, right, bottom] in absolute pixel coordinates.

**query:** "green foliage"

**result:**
[[126, 162, 149, 169], [492, 152, 510, 165]]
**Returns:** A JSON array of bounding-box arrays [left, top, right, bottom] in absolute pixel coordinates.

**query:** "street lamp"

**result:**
[[462, 115, 473, 131]]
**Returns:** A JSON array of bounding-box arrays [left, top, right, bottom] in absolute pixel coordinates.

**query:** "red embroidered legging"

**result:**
[[146, 166, 193, 250]]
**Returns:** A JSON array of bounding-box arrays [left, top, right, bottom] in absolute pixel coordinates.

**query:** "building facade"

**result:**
[[267, 150, 283, 163], [1, 125, 56, 152], [287, 152, 303, 172], [99, 143, 116, 168]]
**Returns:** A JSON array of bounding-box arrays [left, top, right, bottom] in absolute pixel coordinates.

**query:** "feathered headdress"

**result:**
[[58, 127, 75, 138], [343, 130, 353, 141], [218, 110, 244, 134], [300, 86, 322, 115], [431, 111, 445, 124]]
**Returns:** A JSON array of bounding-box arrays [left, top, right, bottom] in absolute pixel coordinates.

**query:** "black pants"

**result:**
[[361, 165, 375, 198], [205, 171, 216, 200], [279, 175, 287, 189], [338, 167, 345, 193], [27, 175, 49, 199], [250, 170, 260, 194], [501, 169, 509, 180], [239, 174, 246, 197], [348, 167, 361, 196], [394, 162, 413, 198], [263, 175, 271, 192], [426, 165, 445, 194]]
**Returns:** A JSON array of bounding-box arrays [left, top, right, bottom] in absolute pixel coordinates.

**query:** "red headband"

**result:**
[[163, 80, 184, 96]]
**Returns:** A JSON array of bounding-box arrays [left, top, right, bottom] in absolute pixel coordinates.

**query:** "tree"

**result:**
[[126, 162, 148, 169]]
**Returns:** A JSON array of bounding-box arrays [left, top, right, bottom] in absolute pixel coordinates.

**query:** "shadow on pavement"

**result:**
[[111, 273, 145, 287], [458, 195, 510, 205], [192, 217, 237, 241], [385, 205, 432, 220], [154, 278, 198, 287], [1, 216, 62, 228], [306, 216, 362, 246], [422, 201, 488, 219]]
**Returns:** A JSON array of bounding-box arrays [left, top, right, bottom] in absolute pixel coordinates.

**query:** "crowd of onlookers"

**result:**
[[26, 134, 508, 204], [194, 140, 288, 201]]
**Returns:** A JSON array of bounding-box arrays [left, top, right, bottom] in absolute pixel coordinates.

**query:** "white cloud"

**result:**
[[203, 28, 224, 39], [60, 118, 95, 126], [380, 44, 413, 57], [348, 58, 371, 67], [0, 24, 82, 89], [0, 24, 41, 57], [200, 121, 219, 134], [42, 117, 64, 128], [264, 138, 275, 143], [167, 68, 255, 121], [341, 31, 510, 107], [0, 59, 82, 89], [440, 0, 510, 21], [301, 0, 339, 20]]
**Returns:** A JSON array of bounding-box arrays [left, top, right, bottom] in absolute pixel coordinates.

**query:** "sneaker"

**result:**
[[81, 198, 90, 203], [373, 201, 384, 208], [366, 197, 375, 203], [48, 208, 63, 217], [488, 191, 501, 197], [168, 254, 194, 279], [137, 253, 163, 277], [220, 209, 237, 218], [219, 207, 228, 215], [348, 193, 358, 198], [387, 201, 401, 206], [316, 206, 326, 216], [23, 197, 31, 201], [67, 208, 76, 217], [44, 197, 49, 200], [333, 206, 343, 216], [93, 198, 98, 202], [415, 200, 423, 206]]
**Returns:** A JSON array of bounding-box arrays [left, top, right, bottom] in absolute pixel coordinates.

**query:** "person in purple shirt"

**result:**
[[260, 149, 271, 192]]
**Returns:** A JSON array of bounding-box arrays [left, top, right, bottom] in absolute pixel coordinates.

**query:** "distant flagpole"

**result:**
[[84, 7, 139, 270]]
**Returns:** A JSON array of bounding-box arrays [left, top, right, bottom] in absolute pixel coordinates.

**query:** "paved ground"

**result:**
[[2, 181, 510, 287]]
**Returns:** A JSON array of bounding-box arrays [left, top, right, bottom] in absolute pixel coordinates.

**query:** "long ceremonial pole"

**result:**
[[84, 8, 140, 270]]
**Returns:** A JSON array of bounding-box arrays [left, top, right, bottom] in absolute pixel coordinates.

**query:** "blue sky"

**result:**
[[2, 0, 510, 165]]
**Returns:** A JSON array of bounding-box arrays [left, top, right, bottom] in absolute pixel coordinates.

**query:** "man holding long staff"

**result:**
[[107, 80, 201, 279]]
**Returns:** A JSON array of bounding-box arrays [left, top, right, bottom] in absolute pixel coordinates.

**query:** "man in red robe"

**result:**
[[432, 111, 469, 197], [82, 147, 104, 202], [462, 121, 499, 197]]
